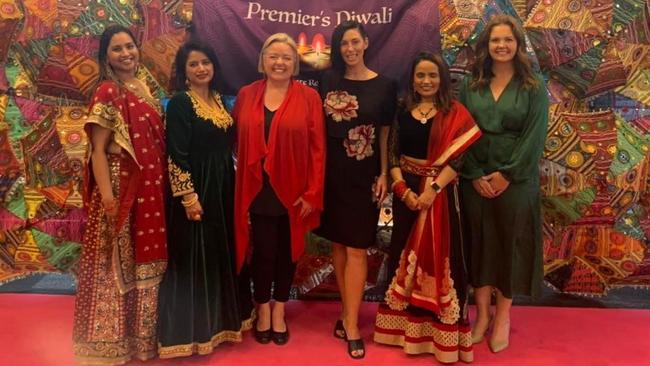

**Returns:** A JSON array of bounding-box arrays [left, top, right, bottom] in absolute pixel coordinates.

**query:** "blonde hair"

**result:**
[[258, 33, 300, 76]]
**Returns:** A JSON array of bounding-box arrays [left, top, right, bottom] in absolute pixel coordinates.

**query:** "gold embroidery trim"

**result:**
[[386, 250, 460, 325], [86, 102, 139, 168], [168, 157, 195, 197], [158, 312, 254, 358], [187, 90, 233, 130]]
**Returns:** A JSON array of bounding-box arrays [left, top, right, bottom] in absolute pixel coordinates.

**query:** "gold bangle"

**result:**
[[181, 193, 198, 207]]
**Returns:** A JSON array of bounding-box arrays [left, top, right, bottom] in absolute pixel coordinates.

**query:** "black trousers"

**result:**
[[387, 173, 420, 280], [250, 213, 296, 303]]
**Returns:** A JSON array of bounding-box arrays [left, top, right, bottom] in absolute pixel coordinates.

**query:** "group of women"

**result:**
[[72, 13, 548, 365]]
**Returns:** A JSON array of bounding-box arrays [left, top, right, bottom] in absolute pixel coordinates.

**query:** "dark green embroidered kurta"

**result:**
[[158, 91, 252, 358], [459, 75, 549, 298]]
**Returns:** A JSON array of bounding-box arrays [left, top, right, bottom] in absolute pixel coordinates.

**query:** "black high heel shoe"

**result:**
[[342, 324, 365, 359], [346, 337, 365, 359], [254, 320, 272, 344], [333, 319, 346, 339], [272, 323, 290, 345]]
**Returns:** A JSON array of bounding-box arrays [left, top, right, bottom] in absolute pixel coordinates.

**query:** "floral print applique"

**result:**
[[344, 124, 375, 160], [324, 91, 359, 122]]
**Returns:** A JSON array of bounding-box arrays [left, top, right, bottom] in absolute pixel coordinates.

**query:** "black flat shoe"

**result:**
[[254, 322, 272, 344], [346, 338, 365, 359], [272, 325, 290, 345], [333, 319, 346, 339]]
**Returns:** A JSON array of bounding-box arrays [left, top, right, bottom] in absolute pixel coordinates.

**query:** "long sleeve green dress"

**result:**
[[459, 75, 549, 298], [157, 91, 253, 358]]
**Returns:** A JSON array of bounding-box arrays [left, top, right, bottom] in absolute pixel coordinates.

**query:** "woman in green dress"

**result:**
[[157, 41, 253, 358], [459, 15, 549, 353]]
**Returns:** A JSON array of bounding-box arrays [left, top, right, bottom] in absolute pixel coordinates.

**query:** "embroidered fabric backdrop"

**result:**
[[1, 0, 649, 298]]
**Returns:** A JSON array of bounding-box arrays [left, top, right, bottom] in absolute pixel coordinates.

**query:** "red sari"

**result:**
[[73, 81, 167, 365], [375, 101, 481, 363], [233, 79, 325, 272]]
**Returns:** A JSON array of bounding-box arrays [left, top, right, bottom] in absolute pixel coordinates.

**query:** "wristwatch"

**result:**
[[430, 181, 442, 194]]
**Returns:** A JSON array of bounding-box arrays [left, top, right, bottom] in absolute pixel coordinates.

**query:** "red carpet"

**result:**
[[1, 294, 649, 365]]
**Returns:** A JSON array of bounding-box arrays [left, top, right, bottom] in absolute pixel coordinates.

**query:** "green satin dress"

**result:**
[[459, 75, 549, 298], [158, 91, 253, 358]]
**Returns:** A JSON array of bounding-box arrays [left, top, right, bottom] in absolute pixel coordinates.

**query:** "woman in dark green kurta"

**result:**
[[157, 42, 252, 358], [458, 15, 549, 353]]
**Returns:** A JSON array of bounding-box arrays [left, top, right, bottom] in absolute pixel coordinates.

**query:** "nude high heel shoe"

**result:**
[[488, 320, 510, 353], [471, 314, 493, 344]]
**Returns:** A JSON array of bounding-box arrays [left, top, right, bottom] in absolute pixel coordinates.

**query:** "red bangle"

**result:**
[[392, 181, 408, 200]]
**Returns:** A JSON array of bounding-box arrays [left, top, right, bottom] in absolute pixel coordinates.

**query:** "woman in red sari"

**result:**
[[73, 25, 167, 365], [374, 53, 481, 363]]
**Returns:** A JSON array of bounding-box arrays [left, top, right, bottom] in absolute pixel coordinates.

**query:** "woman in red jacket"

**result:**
[[233, 33, 326, 346]]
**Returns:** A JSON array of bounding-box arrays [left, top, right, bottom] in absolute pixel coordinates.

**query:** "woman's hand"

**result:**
[[417, 186, 437, 210], [404, 190, 420, 211], [472, 177, 497, 198], [102, 196, 119, 218], [293, 196, 314, 219], [374, 174, 389, 207], [183, 193, 203, 221], [485, 171, 510, 197]]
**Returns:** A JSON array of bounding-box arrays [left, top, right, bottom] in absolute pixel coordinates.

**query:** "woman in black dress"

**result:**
[[157, 41, 253, 358], [314, 20, 396, 359]]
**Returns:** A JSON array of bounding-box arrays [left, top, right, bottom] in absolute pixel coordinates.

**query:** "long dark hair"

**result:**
[[470, 14, 538, 90], [330, 20, 368, 76], [403, 52, 452, 113], [173, 41, 223, 92], [97, 25, 139, 83]]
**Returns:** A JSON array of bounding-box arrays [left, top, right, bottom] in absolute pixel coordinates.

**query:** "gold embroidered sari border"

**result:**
[[158, 323, 251, 358]]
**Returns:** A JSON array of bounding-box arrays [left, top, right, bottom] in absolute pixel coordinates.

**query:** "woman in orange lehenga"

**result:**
[[374, 53, 481, 363], [72, 25, 167, 365]]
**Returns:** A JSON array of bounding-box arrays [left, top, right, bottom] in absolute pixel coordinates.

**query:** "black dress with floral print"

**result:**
[[314, 71, 397, 248]]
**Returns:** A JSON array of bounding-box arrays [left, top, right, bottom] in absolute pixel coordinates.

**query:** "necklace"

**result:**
[[417, 104, 435, 124]]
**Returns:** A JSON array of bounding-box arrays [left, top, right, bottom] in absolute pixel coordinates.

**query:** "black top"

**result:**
[[249, 107, 287, 216], [397, 108, 433, 159], [320, 71, 397, 139], [389, 106, 464, 171]]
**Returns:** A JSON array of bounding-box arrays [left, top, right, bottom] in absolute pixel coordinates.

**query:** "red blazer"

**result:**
[[233, 79, 326, 272]]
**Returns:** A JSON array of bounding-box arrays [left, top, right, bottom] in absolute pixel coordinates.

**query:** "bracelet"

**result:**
[[380, 172, 388, 176], [181, 193, 199, 207], [391, 179, 405, 190], [400, 188, 412, 202], [392, 181, 409, 200]]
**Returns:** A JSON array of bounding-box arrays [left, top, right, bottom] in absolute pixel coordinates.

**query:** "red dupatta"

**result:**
[[84, 81, 167, 288], [386, 100, 480, 324]]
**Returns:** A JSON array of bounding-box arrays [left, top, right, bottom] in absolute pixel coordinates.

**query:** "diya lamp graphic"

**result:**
[[297, 32, 331, 70]]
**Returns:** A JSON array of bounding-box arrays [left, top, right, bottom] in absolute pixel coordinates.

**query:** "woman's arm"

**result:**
[[166, 93, 203, 221], [387, 115, 419, 210], [89, 125, 118, 216]]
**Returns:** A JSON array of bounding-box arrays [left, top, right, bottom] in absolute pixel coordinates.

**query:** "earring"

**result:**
[[185, 78, 190, 88], [106, 63, 115, 80]]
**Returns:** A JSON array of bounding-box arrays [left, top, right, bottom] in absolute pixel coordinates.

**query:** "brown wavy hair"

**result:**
[[470, 14, 538, 90]]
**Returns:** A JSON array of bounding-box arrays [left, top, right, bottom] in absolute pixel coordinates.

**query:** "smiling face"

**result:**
[[185, 50, 214, 89], [340, 28, 368, 68], [262, 41, 296, 82], [413, 60, 440, 100], [106, 31, 139, 76], [488, 24, 517, 65]]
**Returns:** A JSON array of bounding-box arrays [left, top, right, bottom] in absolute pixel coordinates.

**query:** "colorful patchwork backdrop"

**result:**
[[1, 0, 649, 298]]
